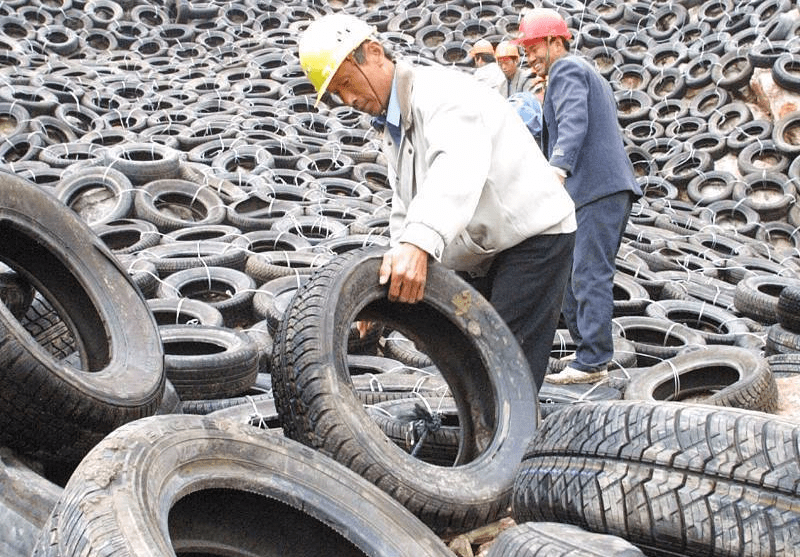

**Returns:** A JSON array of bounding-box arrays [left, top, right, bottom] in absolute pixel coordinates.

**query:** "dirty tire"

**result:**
[[734, 275, 800, 325], [364, 396, 461, 467], [486, 521, 645, 557], [778, 285, 800, 332], [0, 170, 164, 464], [623, 345, 778, 412], [766, 323, 800, 355], [0, 447, 63, 557], [160, 324, 259, 401], [271, 246, 538, 535], [512, 400, 800, 557], [31, 414, 454, 557]]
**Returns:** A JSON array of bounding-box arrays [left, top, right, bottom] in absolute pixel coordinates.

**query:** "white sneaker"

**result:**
[[544, 365, 608, 385]]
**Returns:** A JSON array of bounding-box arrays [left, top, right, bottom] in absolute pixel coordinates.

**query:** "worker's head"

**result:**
[[495, 40, 520, 80], [513, 8, 571, 78], [469, 38, 495, 67], [299, 13, 393, 114]]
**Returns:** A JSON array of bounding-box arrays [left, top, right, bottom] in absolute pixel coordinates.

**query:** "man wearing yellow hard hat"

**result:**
[[298, 13, 576, 392]]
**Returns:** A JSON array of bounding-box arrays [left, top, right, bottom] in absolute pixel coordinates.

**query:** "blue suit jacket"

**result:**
[[542, 55, 642, 209]]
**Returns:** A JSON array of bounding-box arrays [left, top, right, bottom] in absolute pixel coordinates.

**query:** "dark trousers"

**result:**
[[561, 191, 633, 372], [469, 232, 575, 391]]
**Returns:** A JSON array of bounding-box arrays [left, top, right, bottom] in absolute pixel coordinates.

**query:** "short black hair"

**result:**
[[475, 53, 495, 64]]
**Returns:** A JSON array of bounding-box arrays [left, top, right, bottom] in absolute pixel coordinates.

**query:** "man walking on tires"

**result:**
[[298, 13, 576, 391], [514, 9, 642, 384]]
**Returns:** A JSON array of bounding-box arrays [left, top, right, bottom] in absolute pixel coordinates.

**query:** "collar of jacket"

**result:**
[[394, 60, 415, 134]]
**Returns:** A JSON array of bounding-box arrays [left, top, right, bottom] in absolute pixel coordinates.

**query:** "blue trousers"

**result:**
[[562, 191, 633, 372], [470, 232, 575, 391]]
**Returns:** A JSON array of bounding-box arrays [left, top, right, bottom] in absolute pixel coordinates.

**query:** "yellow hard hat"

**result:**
[[495, 40, 519, 59], [298, 13, 376, 105], [469, 38, 494, 58]]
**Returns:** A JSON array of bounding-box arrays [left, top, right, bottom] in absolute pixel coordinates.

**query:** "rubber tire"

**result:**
[[54, 165, 134, 226], [734, 274, 800, 325], [0, 170, 165, 464], [103, 141, 181, 185], [644, 298, 751, 346], [512, 400, 800, 557], [252, 274, 310, 334], [711, 49, 754, 91], [486, 521, 645, 557], [382, 329, 435, 369], [538, 383, 622, 419], [611, 316, 707, 367], [31, 414, 455, 557], [772, 52, 800, 94], [156, 266, 256, 328], [132, 240, 248, 276], [91, 218, 161, 255], [766, 323, 800, 355], [778, 285, 800, 332], [245, 250, 333, 283], [0, 447, 63, 557], [271, 245, 538, 535], [623, 345, 778, 412], [365, 396, 461, 467], [160, 324, 259, 401], [134, 179, 227, 233], [771, 109, 800, 154]]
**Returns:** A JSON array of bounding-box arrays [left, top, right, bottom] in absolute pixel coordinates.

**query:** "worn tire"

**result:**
[[778, 285, 800, 332], [160, 324, 258, 401], [486, 521, 645, 557], [623, 345, 778, 412], [0, 447, 62, 557], [31, 414, 455, 557], [271, 246, 538, 535], [0, 170, 164, 464], [734, 274, 800, 325]]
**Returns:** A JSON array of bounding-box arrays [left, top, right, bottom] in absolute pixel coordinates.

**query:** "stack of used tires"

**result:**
[[1, 0, 800, 555]]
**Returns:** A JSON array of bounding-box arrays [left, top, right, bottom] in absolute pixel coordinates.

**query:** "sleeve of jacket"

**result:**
[[386, 164, 408, 246], [399, 92, 492, 259], [547, 59, 590, 175]]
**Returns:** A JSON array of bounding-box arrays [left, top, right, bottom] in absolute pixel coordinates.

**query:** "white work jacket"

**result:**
[[382, 60, 576, 275]]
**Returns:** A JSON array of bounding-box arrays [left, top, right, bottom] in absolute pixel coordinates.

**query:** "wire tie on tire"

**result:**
[[662, 321, 683, 348], [363, 403, 393, 418], [174, 296, 187, 325], [367, 374, 383, 392], [664, 358, 681, 398], [244, 395, 270, 429]]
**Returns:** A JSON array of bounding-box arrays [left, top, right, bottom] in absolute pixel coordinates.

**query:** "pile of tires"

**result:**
[[1, 0, 800, 555]]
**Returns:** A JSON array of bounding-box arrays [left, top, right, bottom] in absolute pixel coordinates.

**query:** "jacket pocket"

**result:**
[[442, 230, 497, 275]]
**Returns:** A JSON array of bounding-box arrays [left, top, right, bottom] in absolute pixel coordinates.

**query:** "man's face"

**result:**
[[327, 43, 392, 116], [497, 56, 518, 80], [524, 39, 551, 77]]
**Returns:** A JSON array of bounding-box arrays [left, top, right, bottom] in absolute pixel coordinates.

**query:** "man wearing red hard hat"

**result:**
[[515, 8, 642, 385]]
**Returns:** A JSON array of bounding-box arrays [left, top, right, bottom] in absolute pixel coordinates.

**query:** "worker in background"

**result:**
[[495, 40, 531, 97], [514, 8, 642, 385], [298, 13, 576, 392], [469, 38, 508, 97]]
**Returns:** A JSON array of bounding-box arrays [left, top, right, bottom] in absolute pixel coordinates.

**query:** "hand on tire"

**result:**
[[379, 243, 429, 303]]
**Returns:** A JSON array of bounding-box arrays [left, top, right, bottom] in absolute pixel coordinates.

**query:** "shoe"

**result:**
[[544, 365, 608, 385]]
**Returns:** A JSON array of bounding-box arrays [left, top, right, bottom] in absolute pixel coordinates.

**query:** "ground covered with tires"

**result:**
[[2, 0, 800, 556]]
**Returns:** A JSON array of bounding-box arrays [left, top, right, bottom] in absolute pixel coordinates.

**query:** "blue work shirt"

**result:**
[[372, 74, 401, 146]]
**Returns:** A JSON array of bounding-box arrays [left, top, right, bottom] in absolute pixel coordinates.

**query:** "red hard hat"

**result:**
[[513, 8, 572, 46]]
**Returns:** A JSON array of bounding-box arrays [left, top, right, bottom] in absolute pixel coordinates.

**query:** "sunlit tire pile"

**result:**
[[2, 0, 800, 555]]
